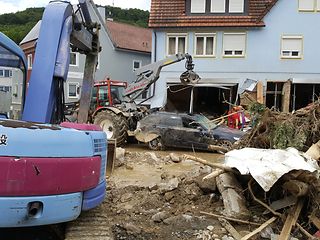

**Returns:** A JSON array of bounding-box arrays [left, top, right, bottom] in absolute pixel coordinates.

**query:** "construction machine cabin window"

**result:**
[[195, 34, 215, 57], [223, 33, 246, 57], [167, 34, 187, 55], [281, 36, 303, 59]]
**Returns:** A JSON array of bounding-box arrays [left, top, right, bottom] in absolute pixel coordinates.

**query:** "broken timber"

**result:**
[[241, 217, 277, 240], [278, 198, 304, 240], [219, 218, 242, 240], [183, 154, 234, 172]]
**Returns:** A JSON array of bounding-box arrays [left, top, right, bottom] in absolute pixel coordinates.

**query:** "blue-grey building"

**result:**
[[149, 0, 320, 114], [21, 5, 152, 103]]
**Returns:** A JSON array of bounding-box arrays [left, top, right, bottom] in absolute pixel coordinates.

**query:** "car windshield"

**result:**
[[194, 115, 217, 130]]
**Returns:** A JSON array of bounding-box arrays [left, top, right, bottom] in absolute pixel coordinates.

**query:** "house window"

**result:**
[[223, 33, 246, 57], [70, 51, 79, 66], [68, 83, 79, 98], [27, 54, 33, 69], [281, 36, 303, 59], [211, 0, 226, 12], [298, 0, 315, 11], [167, 34, 187, 55], [195, 34, 216, 56], [97, 53, 100, 69], [229, 0, 244, 13], [1, 69, 12, 78], [133, 60, 142, 71], [191, 0, 206, 13]]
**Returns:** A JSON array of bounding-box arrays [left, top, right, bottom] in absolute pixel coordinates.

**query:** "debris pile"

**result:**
[[237, 100, 320, 151], [183, 146, 320, 239]]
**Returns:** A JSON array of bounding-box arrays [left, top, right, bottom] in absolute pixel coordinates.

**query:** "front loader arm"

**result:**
[[124, 53, 200, 102]]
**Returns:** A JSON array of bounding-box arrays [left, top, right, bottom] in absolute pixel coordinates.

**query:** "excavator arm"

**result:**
[[124, 53, 200, 102], [22, 0, 100, 124]]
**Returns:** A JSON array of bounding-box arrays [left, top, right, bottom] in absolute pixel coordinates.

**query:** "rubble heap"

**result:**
[[237, 100, 320, 151]]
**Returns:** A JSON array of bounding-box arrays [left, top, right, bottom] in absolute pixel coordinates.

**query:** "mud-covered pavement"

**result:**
[[0, 144, 235, 240]]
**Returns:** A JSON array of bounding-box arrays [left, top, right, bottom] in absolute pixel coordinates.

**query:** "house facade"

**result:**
[[20, 6, 152, 103], [149, 0, 320, 114]]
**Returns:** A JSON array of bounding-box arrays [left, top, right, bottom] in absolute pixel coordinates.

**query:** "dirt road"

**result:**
[[1, 144, 230, 240]]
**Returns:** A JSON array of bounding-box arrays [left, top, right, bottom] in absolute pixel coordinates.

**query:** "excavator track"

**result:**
[[65, 201, 112, 240]]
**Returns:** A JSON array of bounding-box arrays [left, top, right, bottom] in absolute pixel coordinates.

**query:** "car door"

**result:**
[[179, 117, 209, 150], [162, 116, 185, 148]]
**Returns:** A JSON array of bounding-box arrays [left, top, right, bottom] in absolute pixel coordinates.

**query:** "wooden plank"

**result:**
[[309, 214, 320, 230], [241, 217, 277, 240], [106, 139, 116, 177], [219, 218, 242, 240], [278, 198, 304, 240], [281, 80, 291, 113], [200, 211, 261, 226], [257, 81, 264, 104]]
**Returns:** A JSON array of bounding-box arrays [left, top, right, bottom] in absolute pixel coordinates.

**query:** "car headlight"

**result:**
[[233, 137, 240, 141]]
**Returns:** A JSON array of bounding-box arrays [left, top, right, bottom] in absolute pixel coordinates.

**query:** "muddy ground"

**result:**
[[0, 145, 255, 240]]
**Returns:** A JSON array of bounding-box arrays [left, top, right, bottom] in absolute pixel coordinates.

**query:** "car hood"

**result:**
[[211, 125, 246, 142]]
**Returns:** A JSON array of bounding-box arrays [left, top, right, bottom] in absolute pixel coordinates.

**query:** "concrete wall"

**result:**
[[151, 0, 320, 108]]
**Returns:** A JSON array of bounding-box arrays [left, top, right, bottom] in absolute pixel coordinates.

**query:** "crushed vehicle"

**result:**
[[135, 111, 245, 152]]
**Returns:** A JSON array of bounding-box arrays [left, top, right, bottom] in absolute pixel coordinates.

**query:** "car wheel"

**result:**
[[217, 140, 233, 152], [148, 137, 163, 151]]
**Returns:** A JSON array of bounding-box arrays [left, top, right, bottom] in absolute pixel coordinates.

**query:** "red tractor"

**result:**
[[88, 54, 200, 146]]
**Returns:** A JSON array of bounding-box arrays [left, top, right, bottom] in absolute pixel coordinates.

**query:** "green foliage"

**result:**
[[272, 122, 307, 150], [104, 6, 149, 28], [0, 5, 149, 44], [0, 8, 44, 44], [248, 102, 267, 127]]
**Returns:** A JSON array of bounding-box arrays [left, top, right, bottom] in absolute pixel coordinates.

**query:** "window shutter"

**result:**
[[298, 0, 315, 11], [191, 0, 206, 13], [211, 0, 225, 12], [229, 0, 244, 13], [282, 38, 302, 52], [224, 33, 246, 52]]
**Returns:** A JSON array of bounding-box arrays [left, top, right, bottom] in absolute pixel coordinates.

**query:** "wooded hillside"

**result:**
[[0, 5, 149, 44]]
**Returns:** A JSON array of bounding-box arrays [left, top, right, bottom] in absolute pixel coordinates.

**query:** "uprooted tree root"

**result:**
[[236, 101, 320, 151]]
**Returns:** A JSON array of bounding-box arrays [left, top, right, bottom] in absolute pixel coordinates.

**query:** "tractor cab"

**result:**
[[92, 79, 127, 110]]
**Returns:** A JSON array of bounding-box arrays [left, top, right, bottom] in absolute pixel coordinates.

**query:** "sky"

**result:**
[[0, 0, 151, 14]]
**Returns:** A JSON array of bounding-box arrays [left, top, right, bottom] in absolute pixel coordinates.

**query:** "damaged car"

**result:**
[[135, 112, 246, 152]]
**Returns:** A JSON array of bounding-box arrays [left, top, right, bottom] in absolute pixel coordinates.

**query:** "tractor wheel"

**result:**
[[94, 110, 128, 146], [148, 137, 163, 151]]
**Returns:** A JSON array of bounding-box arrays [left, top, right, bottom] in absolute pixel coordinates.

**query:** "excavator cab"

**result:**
[[0, 32, 27, 119]]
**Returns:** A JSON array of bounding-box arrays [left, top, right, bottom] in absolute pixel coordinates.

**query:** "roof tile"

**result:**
[[149, 0, 278, 28], [106, 21, 152, 53]]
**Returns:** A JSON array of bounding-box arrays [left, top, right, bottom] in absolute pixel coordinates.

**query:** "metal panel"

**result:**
[[0, 156, 101, 196], [0, 193, 82, 227]]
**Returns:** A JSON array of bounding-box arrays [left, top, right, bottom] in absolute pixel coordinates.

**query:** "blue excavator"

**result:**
[[0, 0, 107, 228]]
